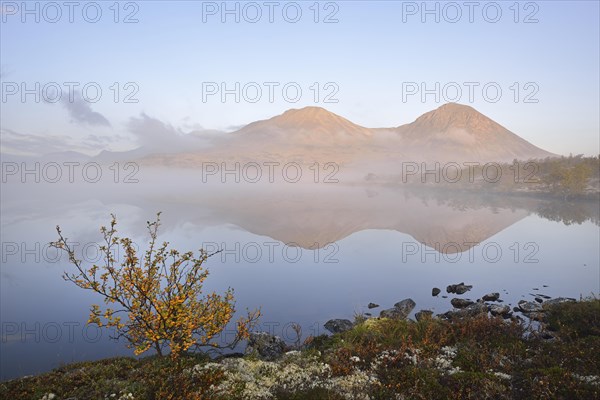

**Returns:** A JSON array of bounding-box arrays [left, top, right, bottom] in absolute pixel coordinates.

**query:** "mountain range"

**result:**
[[2, 103, 556, 166], [137, 103, 555, 167]]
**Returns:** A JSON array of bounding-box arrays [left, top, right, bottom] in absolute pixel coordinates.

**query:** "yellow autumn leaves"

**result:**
[[51, 212, 260, 359]]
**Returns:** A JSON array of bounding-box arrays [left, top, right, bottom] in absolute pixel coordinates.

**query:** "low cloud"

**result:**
[[127, 113, 223, 153], [0, 127, 122, 157], [0, 128, 75, 156], [59, 91, 111, 127]]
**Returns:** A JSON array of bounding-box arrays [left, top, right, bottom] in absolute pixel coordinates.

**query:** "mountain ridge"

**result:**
[[235, 106, 374, 139], [8, 103, 554, 166], [228, 103, 556, 162]]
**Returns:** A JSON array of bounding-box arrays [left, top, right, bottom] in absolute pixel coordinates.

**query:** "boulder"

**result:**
[[447, 282, 473, 295], [518, 300, 542, 314], [380, 298, 416, 320], [324, 319, 354, 334], [489, 304, 511, 317], [442, 302, 488, 320], [451, 298, 474, 309], [432, 287, 441, 296], [481, 292, 500, 302], [367, 302, 380, 309], [245, 332, 286, 360], [393, 299, 417, 317], [380, 308, 404, 319], [544, 297, 577, 307]]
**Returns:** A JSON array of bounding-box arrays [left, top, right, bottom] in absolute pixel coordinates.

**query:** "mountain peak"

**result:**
[[409, 102, 500, 134], [282, 106, 332, 117], [435, 102, 477, 112], [278, 106, 348, 126], [395, 102, 555, 161], [237, 106, 373, 139]]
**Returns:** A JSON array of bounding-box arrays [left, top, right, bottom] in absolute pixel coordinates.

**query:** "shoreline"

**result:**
[[2, 294, 598, 399]]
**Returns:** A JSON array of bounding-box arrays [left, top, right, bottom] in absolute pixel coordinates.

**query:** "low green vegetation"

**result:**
[[405, 155, 600, 200], [2, 298, 599, 399]]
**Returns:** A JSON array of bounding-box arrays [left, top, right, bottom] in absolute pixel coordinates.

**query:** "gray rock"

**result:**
[[447, 282, 473, 295], [518, 300, 542, 314], [442, 302, 488, 319], [367, 302, 380, 309], [380, 298, 416, 320], [245, 332, 286, 360], [393, 298, 416, 318], [489, 304, 511, 317], [451, 298, 474, 309], [465, 302, 489, 316], [481, 292, 500, 302], [324, 319, 354, 334], [432, 287, 441, 296], [544, 297, 577, 307], [380, 307, 405, 319], [534, 297, 544, 304], [415, 310, 434, 321]]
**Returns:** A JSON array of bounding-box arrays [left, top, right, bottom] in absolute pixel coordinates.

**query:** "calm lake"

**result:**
[[1, 170, 599, 381]]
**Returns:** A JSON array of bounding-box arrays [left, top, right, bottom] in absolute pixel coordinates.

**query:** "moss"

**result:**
[[375, 365, 451, 400], [545, 298, 600, 339], [273, 387, 345, 400], [306, 334, 337, 352], [443, 371, 512, 399], [513, 366, 600, 400], [0, 354, 213, 400]]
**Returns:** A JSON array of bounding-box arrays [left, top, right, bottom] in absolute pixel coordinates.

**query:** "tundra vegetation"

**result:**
[[404, 155, 600, 200], [1, 297, 598, 399]]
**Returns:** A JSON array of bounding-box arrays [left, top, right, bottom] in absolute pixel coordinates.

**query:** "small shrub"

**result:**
[[51, 213, 260, 359]]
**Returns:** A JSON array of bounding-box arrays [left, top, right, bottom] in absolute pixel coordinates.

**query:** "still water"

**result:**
[[1, 172, 599, 380]]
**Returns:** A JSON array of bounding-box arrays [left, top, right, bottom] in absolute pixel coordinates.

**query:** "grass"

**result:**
[[2, 298, 599, 400]]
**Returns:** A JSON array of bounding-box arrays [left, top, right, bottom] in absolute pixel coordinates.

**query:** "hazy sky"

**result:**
[[1, 1, 599, 156]]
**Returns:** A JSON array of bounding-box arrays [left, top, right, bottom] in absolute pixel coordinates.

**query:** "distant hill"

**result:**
[[393, 103, 556, 162], [235, 106, 373, 144], [223, 103, 555, 164]]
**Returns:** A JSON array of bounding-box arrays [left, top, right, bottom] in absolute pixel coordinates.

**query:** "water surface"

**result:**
[[1, 174, 598, 380]]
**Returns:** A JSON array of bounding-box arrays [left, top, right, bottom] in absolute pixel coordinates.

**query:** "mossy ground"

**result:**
[[2, 299, 599, 400]]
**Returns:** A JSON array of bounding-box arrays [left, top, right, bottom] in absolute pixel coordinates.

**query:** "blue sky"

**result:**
[[1, 0, 599, 155]]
